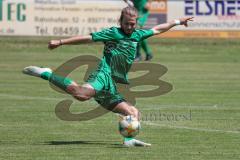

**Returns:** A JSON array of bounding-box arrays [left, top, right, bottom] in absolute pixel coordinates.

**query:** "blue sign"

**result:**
[[185, 0, 240, 16]]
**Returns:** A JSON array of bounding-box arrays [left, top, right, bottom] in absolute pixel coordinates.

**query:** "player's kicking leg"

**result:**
[[112, 102, 151, 147], [22, 66, 95, 101]]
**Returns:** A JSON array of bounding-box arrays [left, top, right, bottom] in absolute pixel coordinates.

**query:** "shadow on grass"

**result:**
[[44, 140, 126, 148], [0, 140, 126, 148]]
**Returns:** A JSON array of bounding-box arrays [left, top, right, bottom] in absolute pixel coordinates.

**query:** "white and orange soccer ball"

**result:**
[[119, 115, 140, 138]]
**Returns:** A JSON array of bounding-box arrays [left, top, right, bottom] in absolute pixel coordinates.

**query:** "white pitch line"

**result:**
[[0, 93, 63, 101], [0, 93, 97, 105], [139, 104, 220, 110], [143, 121, 240, 134]]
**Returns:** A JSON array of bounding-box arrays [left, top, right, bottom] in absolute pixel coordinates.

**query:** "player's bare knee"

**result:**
[[67, 85, 93, 101], [66, 85, 79, 95]]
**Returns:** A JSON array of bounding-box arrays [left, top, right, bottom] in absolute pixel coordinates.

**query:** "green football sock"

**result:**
[[41, 72, 73, 90], [41, 71, 52, 80], [124, 137, 134, 141], [141, 39, 152, 56]]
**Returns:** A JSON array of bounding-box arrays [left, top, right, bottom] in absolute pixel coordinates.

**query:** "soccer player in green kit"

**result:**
[[124, 0, 152, 61], [23, 7, 193, 147]]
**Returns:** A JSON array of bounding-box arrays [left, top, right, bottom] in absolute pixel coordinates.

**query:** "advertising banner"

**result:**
[[145, 0, 167, 28], [0, 0, 125, 36], [0, 0, 240, 38], [164, 0, 240, 38]]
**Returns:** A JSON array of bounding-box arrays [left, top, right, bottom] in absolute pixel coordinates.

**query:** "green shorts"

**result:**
[[86, 71, 125, 110]]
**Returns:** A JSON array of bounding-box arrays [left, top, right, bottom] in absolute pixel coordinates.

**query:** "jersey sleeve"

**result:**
[[136, 29, 154, 41], [91, 27, 116, 42]]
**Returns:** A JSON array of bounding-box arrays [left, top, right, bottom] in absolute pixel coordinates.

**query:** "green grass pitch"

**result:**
[[0, 37, 239, 160]]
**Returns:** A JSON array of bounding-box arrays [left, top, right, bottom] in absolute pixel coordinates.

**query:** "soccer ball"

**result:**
[[119, 115, 140, 138]]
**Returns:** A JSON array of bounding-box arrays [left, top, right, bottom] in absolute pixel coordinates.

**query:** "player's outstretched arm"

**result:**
[[48, 35, 92, 50], [151, 17, 194, 35]]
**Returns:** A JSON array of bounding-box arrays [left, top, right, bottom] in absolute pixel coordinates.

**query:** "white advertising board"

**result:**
[[1, 0, 240, 38]]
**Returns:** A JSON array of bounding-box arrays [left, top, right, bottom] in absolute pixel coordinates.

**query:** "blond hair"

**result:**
[[119, 6, 138, 24]]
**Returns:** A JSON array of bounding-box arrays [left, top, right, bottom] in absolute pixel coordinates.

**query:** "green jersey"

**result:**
[[91, 27, 153, 84]]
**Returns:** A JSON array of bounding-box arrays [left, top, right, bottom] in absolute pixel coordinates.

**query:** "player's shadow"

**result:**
[[44, 140, 125, 148]]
